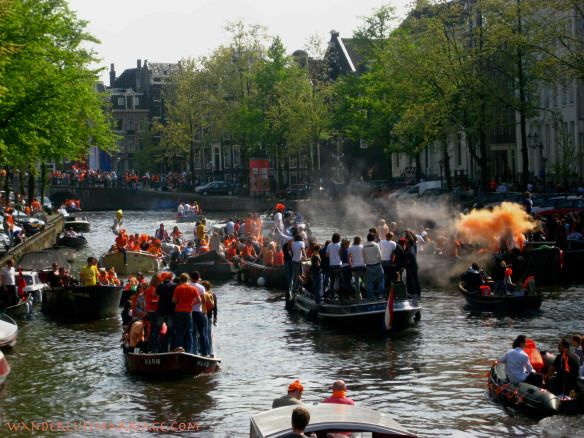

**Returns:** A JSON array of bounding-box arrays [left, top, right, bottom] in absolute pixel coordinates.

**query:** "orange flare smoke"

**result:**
[[455, 202, 535, 249]]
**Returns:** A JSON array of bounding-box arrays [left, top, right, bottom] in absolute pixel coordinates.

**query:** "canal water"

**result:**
[[1, 210, 583, 437]]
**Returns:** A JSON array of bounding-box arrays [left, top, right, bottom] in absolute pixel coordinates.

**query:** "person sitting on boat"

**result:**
[[209, 233, 224, 256], [128, 314, 150, 353], [226, 241, 239, 259], [461, 263, 484, 292], [80, 257, 99, 286], [198, 236, 210, 254], [242, 239, 257, 261], [499, 335, 543, 387], [121, 299, 133, 327], [65, 227, 78, 238], [323, 380, 355, 406], [182, 241, 196, 260], [98, 268, 108, 285], [170, 226, 183, 244], [272, 380, 304, 408], [106, 267, 121, 286], [146, 240, 165, 257], [257, 241, 275, 266], [58, 267, 75, 287], [154, 223, 169, 242], [546, 338, 581, 396], [289, 406, 315, 438]]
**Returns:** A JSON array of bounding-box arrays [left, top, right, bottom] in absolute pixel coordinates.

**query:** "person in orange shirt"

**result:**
[[258, 242, 275, 266], [5, 208, 14, 246], [172, 273, 200, 353], [145, 275, 161, 352], [106, 267, 121, 286], [146, 240, 164, 256], [242, 239, 257, 261], [244, 214, 253, 234], [226, 242, 238, 259], [30, 197, 41, 213], [198, 236, 210, 254], [273, 244, 284, 265]]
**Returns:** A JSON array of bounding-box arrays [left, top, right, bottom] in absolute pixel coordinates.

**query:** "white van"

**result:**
[[398, 180, 442, 199]]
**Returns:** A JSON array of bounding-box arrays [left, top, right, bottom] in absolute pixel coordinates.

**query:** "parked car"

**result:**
[[11, 209, 46, 234], [473, 192, 524, 209], [194, 181, 237, 196], [277, 183, 312, 199], [532, 196, 584, 217]]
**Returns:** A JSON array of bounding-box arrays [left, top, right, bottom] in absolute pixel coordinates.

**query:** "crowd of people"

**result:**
[[121, 270, 217, 357]]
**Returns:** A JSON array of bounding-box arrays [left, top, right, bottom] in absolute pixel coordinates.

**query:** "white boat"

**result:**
[[101, 251, 164, 275], [21, 270, 49, 304], [250, 403, 417, 438], [0, 350, 10, 386], [0, 314, 17, 349]]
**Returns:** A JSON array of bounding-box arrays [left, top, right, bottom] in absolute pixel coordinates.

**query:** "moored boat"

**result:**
[[5, 294, 34, 320], [0, 350, 10, 387], [124, 350, 220, 376], [250, 403, 417, 438], [56, 233, 87, 249], [0, 314, 17, 349], [291, 281, 421, 331], [488, 360, 581, 416], [459, 280, 542, 312], [238, 261, 287, 289], [63, 216, 91, 233], [41, 285, 123, 320], [171, 251, 238, 281], [101, 250, 164, 275], [20, 270, 48, 304]]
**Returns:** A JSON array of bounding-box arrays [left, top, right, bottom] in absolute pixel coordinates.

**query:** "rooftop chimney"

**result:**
[[109, 63, 116, 87], [137, 59, 142, 69]]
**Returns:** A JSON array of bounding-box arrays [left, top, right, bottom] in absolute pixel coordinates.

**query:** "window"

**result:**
[[233, 145, 241, 168], [134, 97, 140, 107], [117, 97, 125, 107], [194, 150, 201, 169], [126, 120, 135, 132], [223, 145, 232, 168]]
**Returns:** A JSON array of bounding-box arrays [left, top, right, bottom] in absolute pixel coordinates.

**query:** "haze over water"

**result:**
[[1, 210, 583, 437]]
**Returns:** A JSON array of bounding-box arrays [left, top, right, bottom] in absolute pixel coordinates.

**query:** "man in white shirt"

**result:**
[[225, 218, 235, 235], [291, 235, 306, 293], [348, 236, 365, 300], [362, 233, 384, 300], [379, 231, 397, 285], [1, 259, 17, 306], [189, 271, 210, 357], [325, 233, 342, 301], [499, 335, 543, 387]]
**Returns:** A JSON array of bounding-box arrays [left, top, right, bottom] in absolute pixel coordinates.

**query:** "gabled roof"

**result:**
[[112, 68, 138, 89]]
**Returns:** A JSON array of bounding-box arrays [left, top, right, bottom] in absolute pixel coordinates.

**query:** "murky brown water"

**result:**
[[1, 210, 583, 437]]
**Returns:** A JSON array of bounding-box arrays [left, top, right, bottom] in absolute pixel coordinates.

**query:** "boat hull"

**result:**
[[489, 361, 564, 417], [171, 251, 237, 281], [0, 351, 10, 386], [175, 214, 203, 223], [56, 235, 87, 249], [102, 251, 163, 275], [459, 283, 542, 312], [238, 262, 287, 289], [292, 292, 421, 331], [5, 294, 34, 320], [64, 217, 90, 233], [125, 351, 219, 376], [41, 285, 123, 320], [0, 314, 17, 349]]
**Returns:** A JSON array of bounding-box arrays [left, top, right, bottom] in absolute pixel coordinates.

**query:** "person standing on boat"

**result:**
[[274, 204, 285, 232], [323, 380, 355, 405], [1, 259, 17, 306], [272, 380, 304, 408], [80, 257, 99, 286], [145, 276, 161, 353], [380, 232, 397, 288], [156, 273, 176, 352], [190, 271, 210, 356], [499, 335, 543, 387], [172, 273, 200, 354], [404, 239, 421, 296], [310, 245, 322, 304], [348, 236, 366, 301], [154, 223, 169, 242], [362, 234, 384, 301], [291, 234, 307, 294], [325, 233, 342, 301]]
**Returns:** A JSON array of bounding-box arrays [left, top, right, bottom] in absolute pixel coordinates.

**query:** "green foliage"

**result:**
[[0, 0, 117, 169]]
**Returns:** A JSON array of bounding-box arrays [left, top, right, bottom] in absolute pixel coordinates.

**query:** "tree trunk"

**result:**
[[27, 170, 35, 206], [441, 139, 452, 190], [415, 153, 422, 182], [40, 163, 47, 209]]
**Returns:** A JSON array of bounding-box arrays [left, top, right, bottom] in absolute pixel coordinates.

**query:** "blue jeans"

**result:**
[[366, 264, 385, 299], [174, 311, 193, 353], [311, 273, 322, 303], [192, 311, 209, 356], [206, 314, 214, 355], [352, 266, 366, 299]]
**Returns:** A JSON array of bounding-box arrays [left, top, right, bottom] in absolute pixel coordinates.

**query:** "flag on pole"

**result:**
[[384, 284, 394, 330]]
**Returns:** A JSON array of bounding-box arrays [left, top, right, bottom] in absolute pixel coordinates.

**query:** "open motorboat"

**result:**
[[0, 314, 17, 349], [459, 278, 542, 312], [4, 293, 34, 320], [63, 215, 91, 233], [56, 233, 88, 249], [238, 261, 288, 290], [250, 403, 417, 438], [290, 281, 421, 332], [170, 251, 239, 281]]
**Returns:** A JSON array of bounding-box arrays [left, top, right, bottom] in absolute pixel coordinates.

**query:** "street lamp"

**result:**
[[527, 131, 545, 192]]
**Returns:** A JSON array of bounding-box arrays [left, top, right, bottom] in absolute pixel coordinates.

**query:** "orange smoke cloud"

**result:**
[[455, 202, 535, 249]]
